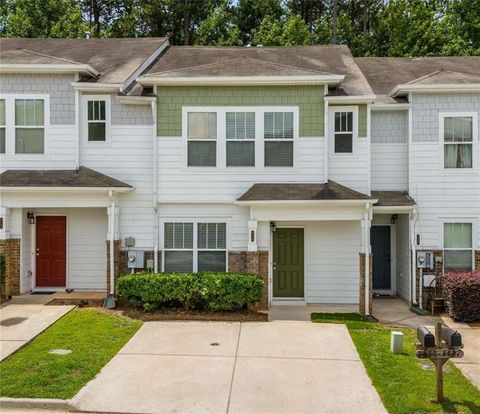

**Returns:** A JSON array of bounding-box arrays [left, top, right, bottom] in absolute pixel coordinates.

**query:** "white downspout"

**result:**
[[324, 84, 329, 184], [410, 208, 418, 304], [74, 76, 80, 168], [152, 87, 159, 273], [364, 203, 371, 316], [108, 191, 115, 294]]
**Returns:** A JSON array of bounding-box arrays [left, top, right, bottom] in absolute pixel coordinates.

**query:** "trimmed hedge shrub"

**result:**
[[444, 271, 480, 322], [117, 272, 264, 312]]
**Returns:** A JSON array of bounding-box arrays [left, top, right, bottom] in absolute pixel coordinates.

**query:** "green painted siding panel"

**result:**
[[157, 86, 324, 137], [358, 104, 367, 137]]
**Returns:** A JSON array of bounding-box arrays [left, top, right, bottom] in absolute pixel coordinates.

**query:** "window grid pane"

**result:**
[[444, 117, 472, 143], [15, 99, 44, 126], [265, 141, 293, 166], [15, 128, 44, 153], [444, 144, 472, 168], [0, 129, 5, 153], [188, 112, 217, 140], [0, 99, 5, 125], [444, 223, 472, 249], [264, 112, 294, 140], [198, 223, 226, 250], [164, 223, 193, 250]]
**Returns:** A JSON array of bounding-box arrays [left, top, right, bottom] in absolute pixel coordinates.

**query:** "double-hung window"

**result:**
[[197, 223, 227, 271], [15, 99, 45, 153], [163, 222, 227, 273], [164, 223, 194, 273], [0, 99, 5, 153], [334, 111, 354, 153], [443, 116, 473, 168], [226, 112, 255, 166], [443, 223, 473, 272], [264, 111, 294, 167], [87, 99, 107, 142], [187, 112, 217, 166]]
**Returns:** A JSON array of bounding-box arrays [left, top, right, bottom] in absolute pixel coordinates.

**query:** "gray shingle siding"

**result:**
[[371, 110, 407, 143], [412, 93, 480, 142], [111, 95, 153, 125], [0, 73, 75, 125]]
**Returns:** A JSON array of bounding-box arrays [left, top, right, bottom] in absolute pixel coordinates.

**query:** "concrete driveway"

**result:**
[[72, 321, 386, 414], [0, 304, 73, 361]]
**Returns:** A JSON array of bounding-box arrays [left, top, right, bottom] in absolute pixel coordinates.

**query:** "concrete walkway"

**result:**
[[0, 304, 73, 361], [72, 321, 386, 414]]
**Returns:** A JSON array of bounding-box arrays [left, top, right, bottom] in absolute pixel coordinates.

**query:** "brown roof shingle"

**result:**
[[371, 191, 415, 207], [237, 181, 372, 202], [0, 167, 132, 188]]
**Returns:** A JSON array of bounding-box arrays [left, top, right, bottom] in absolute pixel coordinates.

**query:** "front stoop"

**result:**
[[0, 397, 71, 411]]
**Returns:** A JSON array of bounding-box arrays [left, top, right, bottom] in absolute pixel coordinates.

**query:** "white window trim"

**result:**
[[441, 219, 476, 272], [0, 94, 50, 159], [328, 105, 359, 158], [181, 106, 299, 170], [83, 95, 111, 144], [160, 219, 229, 273], [439, 111, 478, 173]]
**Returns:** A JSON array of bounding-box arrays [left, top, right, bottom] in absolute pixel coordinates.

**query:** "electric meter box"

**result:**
[[127, 250, 144, 269], [416, 251, 433, 269]]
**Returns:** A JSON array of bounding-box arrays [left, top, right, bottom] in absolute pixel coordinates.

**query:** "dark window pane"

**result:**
[[0, 128, 5, 153], [265, 141, 293, 167], [164, 223, 174, 249], [88, 122, 106, 141], [347, 112, 353, 131], [273, 112, 284, 138], [444, 144, 472, 168], [99, 101, 106, 120], [264, 112, 274, 138], [188, 141, 216, 166], [226, 112, 236, 139], [165, 251, 193, 273], [198, 223, 207, 249], [216, 223, 226, 249], [227, 141, 255, 166], [334, 133, 353, 153], [444, 250, 472, 272], [15, 128, 44, 153], [284, 112, 293, 138], [198, 251, 226, 272]]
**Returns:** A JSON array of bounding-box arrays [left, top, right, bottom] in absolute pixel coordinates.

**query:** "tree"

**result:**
[[252, 14, 311, 46], [196, 2, 242, 46], [235, 0, 283, 44], [3, 0, 87, 38]]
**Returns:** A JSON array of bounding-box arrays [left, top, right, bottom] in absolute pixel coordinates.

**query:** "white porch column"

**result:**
[[363, 203, 372, 316], [248, 220, 258, 252], [0, 207, 11, 240], [409, 208, 418, 305]]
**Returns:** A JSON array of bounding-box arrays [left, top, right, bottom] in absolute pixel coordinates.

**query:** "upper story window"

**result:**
[[0, 99, 5, 154], [443, 222, 473, 272], [87, 99, 107, 141], [443, 116, 473, 168], [163, 222, 227, 273], [15, 99, 45, 154], [226, 112, 255, 167], [334, 111, 354, 153], [187, 112, 217, 167], [264, 111, 294, 167]]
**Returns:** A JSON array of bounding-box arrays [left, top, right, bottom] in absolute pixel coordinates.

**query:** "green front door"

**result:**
[[273, 228, 304, 298]]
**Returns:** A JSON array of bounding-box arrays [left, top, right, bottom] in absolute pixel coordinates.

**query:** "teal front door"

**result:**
[[273, 228, 304, 298]]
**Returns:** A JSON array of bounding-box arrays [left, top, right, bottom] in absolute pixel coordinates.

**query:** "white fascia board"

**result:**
[[72, 82, 123, 92], [0, 63, 98, 76], [371, 103, 411, 111], [235, 199, 377, 206], [391, 83, 480, 97], [116, 95, 155, 105], [325, 95, 376, 104], [137, 74, 345, 86], [373, 205, 416, 213], [1, 186, 134, 193], [122, 40, 170, 92]]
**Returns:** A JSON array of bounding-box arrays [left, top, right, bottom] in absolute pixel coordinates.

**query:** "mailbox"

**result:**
[[441, 327, 462, 348], [417, 326, 435, 348]]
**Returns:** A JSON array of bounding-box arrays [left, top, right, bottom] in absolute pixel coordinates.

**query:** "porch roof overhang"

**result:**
[[372, 191, 416, 213], [236, 181, 376, 221], [0, 167, 133, 192]]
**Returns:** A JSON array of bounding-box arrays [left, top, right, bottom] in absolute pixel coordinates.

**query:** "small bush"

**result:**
[[444, 271, 480, 322], [117, 272, 263, 312]]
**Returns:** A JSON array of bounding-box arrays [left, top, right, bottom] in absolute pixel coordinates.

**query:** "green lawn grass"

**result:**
[[311, 313, 480, 414], [0, 308, 141, 399]]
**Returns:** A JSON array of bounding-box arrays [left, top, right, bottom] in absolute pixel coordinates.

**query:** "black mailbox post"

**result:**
[[416, 322, 464, 402]]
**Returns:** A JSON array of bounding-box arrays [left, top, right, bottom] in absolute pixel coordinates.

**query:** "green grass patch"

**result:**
[[312, 313, 480, 414], [0, 308, 141, 399]]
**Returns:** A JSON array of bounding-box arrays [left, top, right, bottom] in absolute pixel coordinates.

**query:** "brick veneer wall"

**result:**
[[106, 240, 121, 293], [229, 251, 269, 310], [476, 251, 480, 271], [359, 253, 373, 315], [0, 239, 21, 296]]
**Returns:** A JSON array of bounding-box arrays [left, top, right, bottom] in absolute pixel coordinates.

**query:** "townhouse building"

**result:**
[[0, 38, 479, 314]]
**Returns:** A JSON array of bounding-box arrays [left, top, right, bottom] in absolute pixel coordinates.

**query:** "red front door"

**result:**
[[36, 216, 67, 287]]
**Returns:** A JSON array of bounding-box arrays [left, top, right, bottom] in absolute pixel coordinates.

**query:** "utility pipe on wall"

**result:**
[[364, 203, 371, 316], [108, 191, 115, 294], [151, 94, 159, 273]]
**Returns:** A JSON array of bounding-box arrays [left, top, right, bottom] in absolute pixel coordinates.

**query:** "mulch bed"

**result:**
[[105, 302, 268, 322]]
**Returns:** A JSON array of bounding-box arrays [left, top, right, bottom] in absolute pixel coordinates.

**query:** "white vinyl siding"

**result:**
[[187, 112, 217, 167], [443, 222, 473, 272], [264, 112, 294, 167], [0, 99, 5, 153], [15, 99, 45, 153]]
